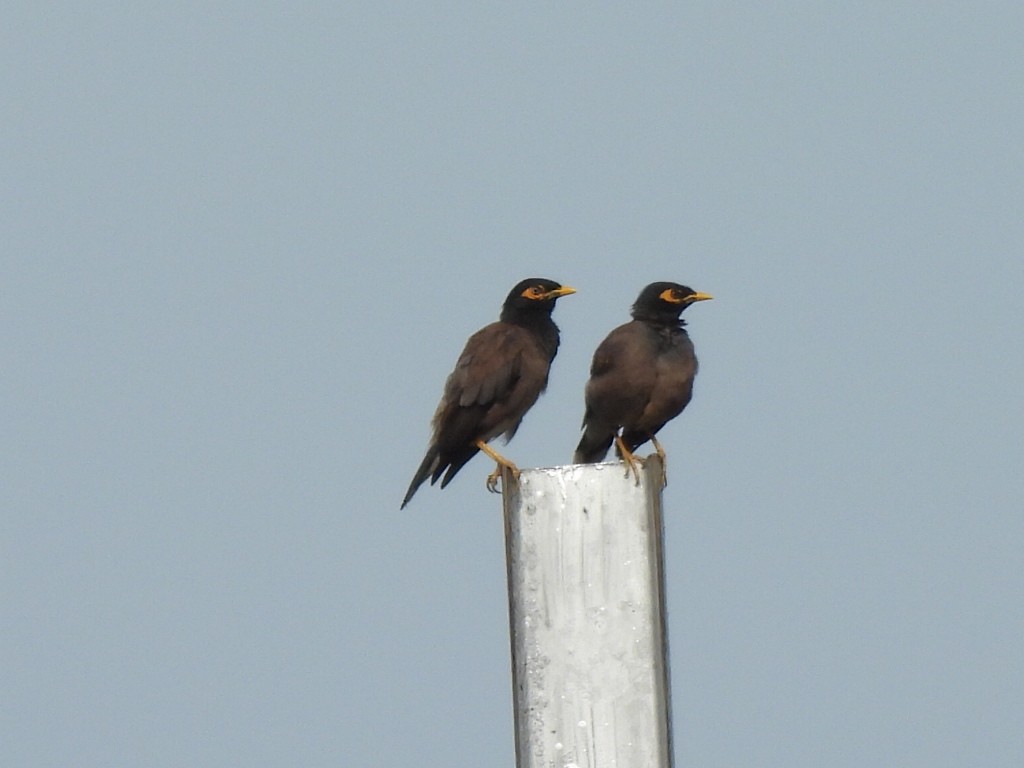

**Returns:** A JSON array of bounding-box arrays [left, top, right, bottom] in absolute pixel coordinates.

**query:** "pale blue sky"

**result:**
[[4, 3, 1023, 766]]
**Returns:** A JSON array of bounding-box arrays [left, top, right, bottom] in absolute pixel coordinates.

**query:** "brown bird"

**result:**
[[401, 278, 576, 508], [574, 282, 712, 483]]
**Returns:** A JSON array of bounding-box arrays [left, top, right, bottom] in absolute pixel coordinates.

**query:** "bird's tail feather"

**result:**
[[438, 445, 479, 489], [574, 427, 614, 464], [401, 445, 440, 509]]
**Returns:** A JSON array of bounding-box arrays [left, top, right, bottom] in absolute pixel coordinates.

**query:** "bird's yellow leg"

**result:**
[[649, 435, 668, 488], [475, 440, 521, 493], [615, 435, 644, 485]]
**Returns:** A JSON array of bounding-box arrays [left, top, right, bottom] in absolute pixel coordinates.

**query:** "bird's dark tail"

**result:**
[[574, 426, 615, 464], [401, 445, 440, 509], [438, 445, 478, 489]]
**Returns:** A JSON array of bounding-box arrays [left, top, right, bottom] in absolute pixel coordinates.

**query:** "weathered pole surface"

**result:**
[[503, 458, 672, 768]]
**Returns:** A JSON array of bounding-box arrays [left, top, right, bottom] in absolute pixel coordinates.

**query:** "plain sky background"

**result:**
[[4, 3, 1023, 766]]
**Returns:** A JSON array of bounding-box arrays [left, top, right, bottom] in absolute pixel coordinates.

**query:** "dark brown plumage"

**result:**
[[401, 278, 575, 508], [574, 282, 712, 481]]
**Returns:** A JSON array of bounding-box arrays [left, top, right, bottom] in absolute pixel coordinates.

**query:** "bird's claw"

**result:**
[[623, 454, 644, 485], [615, 435, 644, 485], [485, 463, 520, 494], [476, 440, 521, 494], [486, 468, 502, 493]]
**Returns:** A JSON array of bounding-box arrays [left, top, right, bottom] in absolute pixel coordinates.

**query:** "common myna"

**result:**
[[574, 282, 712, 483], [401, 278, 576, 508]]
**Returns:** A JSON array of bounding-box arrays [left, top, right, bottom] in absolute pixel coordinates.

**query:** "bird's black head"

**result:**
[[631, 282, 713, 324], [500, 278, 576, 322]]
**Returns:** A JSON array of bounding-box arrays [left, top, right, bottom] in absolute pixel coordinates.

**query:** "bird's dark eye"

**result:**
[[522, 285, 546, 300]]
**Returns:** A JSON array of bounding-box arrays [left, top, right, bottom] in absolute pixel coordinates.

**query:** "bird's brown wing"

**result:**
[[584, 322, 658, 426], [422, 322, 550, 487], [574, 322, 658, 462], [437, 323, 538, 435], [450, 326, 522, 409]]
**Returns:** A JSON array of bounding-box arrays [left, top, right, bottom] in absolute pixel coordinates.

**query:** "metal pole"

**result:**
[[503, 458, 673, 768]]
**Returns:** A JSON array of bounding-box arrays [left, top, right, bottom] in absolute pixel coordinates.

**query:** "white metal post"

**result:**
[[503, 458, 673, 768]]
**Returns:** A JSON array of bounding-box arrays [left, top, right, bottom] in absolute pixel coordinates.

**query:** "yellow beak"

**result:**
[[685, 292, 713, 303]]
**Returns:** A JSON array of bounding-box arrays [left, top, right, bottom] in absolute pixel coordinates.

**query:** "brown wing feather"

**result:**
[[448, 324, 525, 409], [574, 322, 656, 462], [583, 322, 658, 426], [424, 322, 551, 463]]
